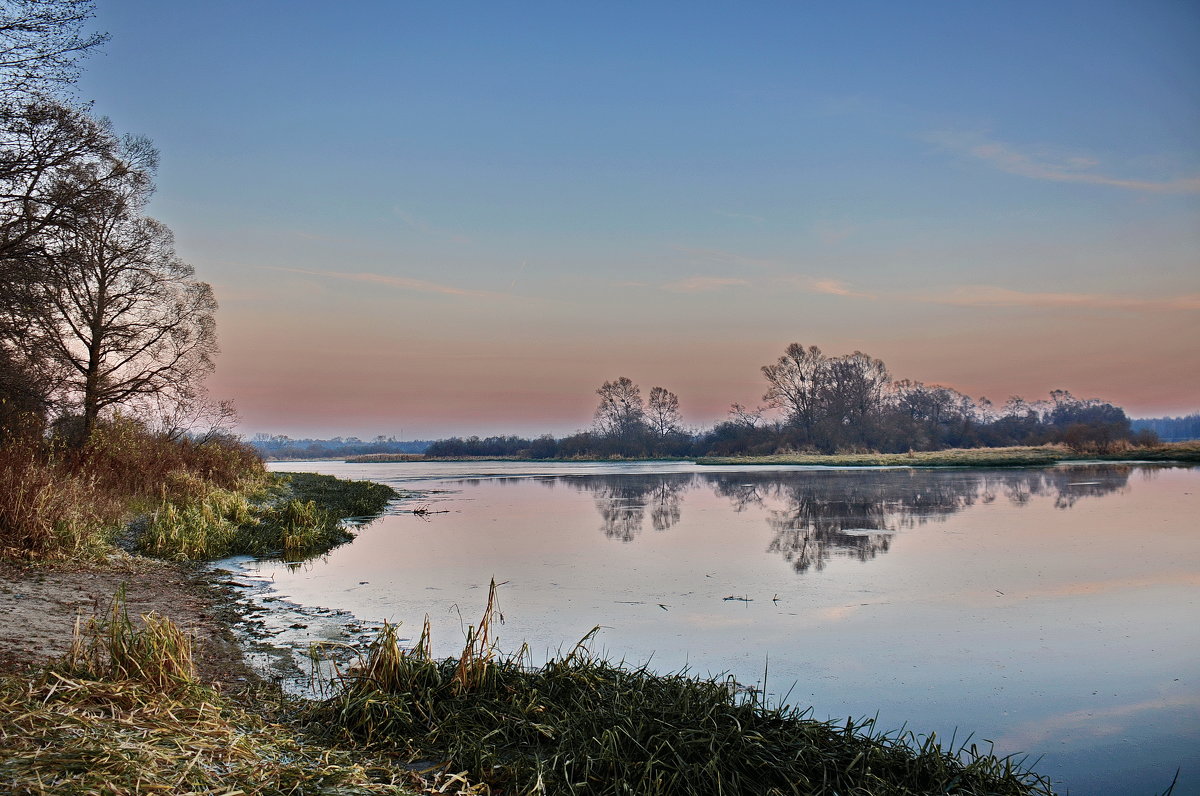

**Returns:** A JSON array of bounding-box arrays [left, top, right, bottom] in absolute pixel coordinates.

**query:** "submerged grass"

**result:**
[[315, 582, 1055, 795]]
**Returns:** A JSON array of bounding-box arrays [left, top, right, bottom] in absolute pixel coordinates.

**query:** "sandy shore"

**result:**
[[0, 556, 256, 690]]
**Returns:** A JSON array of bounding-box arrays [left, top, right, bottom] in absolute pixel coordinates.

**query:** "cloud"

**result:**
[[811, 278, 870, 297], [660, 276, 751, 293], [812, 220, 857, 246], [262, 265, 495, 298], [392, 207, 470, 243], [929, 132, 1200, 194], [913, 285, 1200, 312], [777, 276, 874, 299]]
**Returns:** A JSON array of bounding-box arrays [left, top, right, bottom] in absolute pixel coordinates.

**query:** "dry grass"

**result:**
[[138, 473, 396, 562], [0, 417, 265, 562], [0, 586, 420, 795]]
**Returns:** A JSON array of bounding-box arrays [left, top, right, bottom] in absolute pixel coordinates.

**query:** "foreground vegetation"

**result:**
[[313, 582, 1055, 795], [139, 470, 397, 562], [0, 590, 418, 795], [1, 582, 1060, 795]]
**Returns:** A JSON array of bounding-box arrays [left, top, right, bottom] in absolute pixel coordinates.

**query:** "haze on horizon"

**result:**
[[78, 1, 1199, 440]]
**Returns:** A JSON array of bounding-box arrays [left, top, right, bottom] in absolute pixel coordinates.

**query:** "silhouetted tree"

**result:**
[[761, 343, 826, 441], [647, 386, 682, 440], [26, 142, 216, 440], [593, 376, 649, 455]]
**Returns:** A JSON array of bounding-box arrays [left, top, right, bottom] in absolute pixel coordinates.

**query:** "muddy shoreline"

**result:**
[[0, 552, 384, 699]]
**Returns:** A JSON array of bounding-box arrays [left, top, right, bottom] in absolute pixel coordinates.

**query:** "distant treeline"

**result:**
[[250, 435, 431, 460], [425, 343, 1158, 459], [1131, 414, 1200, 443], [264, 344, 1183, 461]]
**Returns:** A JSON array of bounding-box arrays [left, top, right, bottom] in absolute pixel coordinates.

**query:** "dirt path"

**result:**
[[0, 555, 256, 691]]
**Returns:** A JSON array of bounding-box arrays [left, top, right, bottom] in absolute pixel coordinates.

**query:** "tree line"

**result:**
[[1130, 414, 1200, 443], [426, 343, 1153, 459], [0, 0, 218, 446]]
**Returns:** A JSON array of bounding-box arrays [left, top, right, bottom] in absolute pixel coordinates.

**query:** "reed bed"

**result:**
[[317, 582, 1055, 795]]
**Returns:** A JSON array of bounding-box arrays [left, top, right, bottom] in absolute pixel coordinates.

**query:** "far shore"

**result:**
[[331, 442, 1200, 468]]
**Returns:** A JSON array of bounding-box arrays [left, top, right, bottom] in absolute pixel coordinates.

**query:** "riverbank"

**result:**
[[697, 441, 1200, 467], [0, 461, 1119, 794], [339, 442, 1200, 468], [0, 468, 426, 794]]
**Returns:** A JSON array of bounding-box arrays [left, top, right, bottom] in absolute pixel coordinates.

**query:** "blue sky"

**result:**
[[76, 1, 1199, 437]]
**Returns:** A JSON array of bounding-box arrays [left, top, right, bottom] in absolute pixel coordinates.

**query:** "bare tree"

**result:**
[[594, 376, 647, 440], [761, 343, 827, 437], [30, 152, 216, 440], [0, 0, 107, 101], [646, 386, 682, 440]]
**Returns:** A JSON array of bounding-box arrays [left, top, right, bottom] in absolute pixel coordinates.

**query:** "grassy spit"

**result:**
[[138, 471, 398, 561], [696, 441, 1200, 467]]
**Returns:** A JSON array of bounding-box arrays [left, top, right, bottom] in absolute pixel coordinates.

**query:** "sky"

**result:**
[[75, 0, 1199, 438]]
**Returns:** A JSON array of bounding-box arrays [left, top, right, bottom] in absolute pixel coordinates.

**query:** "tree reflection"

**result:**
[[557, 474, 690, 541], [542, 466, 1132, 570]]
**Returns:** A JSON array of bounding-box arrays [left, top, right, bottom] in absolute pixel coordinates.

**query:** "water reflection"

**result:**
[[454, 466, 1135, 573]]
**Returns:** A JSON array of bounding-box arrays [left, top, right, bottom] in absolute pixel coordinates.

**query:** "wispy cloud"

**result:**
[[263, 265, 495, 298], [777, 276, 874, 299], [914, 285, 1200, 311], [392, 207, 471, 243], [929, 132, 1200, 194], [660, 276, 751, 293]]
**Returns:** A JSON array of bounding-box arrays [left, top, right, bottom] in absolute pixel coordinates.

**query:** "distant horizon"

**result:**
[[242, 391, 1200, 443]]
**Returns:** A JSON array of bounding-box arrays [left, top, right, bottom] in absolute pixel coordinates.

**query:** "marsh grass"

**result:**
[[317, 582, 1055, 795], [138, 472, 398, 562]]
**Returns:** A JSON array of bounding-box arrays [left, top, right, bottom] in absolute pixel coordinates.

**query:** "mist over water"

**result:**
[[245, 461, 1199, 795]]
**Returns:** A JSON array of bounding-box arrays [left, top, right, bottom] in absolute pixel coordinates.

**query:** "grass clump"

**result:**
[[316, 582, 1054, 796], [61, 584, 199, 694], [280, 471, 399, 518], [0, 588, 417, 795]]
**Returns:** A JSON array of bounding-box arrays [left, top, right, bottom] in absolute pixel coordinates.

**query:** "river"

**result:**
[[231, 460, 1198, 794]]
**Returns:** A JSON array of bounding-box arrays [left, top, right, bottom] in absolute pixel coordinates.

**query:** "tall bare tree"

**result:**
[[594, 376, 646, 439], [646, 386, 683, 440], [761, 343, 827, 437], [31, 151, 216, 439]]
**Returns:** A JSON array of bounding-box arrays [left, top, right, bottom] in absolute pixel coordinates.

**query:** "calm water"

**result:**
[[244, 461, 1199, 794]]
